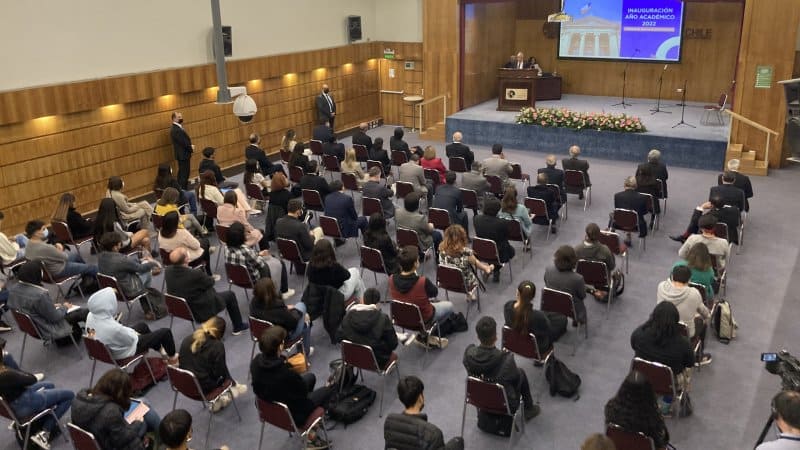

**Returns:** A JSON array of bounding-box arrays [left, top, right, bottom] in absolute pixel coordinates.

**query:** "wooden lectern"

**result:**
[[497, 69, 538, 111]]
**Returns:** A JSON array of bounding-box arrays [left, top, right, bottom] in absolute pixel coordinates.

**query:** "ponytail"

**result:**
[[190, 316, 226, 354]]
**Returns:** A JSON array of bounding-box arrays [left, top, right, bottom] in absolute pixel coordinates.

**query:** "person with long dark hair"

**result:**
[[153, 163, 197, 214], [498, 185, 533, 239], [159, 211, 213, 276], [288, 142, 311, 174], [672, 242, 715, 300], [250, 277, 312, 357], [544, 245, 587, 325], [605, 370, 671, 448], [94, 197, 151, 254], [197, 170, 254, 213], [503, 280, 566, 355], [243, 159, 270, 195], [154, 187, 204, 236], [362, 213, 398, 273], [307, 239, 366, 304], [216, 190, 267, 249], [51, 192, 94, 239], [631, 302, 695, 392]]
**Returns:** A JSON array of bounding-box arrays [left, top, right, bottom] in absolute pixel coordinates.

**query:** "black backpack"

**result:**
[[327, 359, 357, 391], [327, 384, 376, 426], [545, 356, 581, 398]]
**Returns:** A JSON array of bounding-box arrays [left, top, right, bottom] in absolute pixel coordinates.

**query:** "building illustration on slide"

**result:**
[[559, 16, 622, 58]]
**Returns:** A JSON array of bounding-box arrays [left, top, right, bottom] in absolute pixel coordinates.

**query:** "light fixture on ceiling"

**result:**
[[548, 0, 572, 23]]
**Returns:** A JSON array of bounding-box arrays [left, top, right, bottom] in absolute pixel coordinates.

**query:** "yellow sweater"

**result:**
[[154, 203, 185, 228]]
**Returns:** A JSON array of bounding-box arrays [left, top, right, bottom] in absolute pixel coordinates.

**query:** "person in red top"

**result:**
[[420, 146, 447, 184], [388, 246, 453, 348]]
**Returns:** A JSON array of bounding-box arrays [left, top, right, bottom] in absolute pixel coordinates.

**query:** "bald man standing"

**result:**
[[316, 83, 337, 131]]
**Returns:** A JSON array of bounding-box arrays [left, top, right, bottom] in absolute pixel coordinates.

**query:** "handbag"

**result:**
[[287, 352, 307, 373]]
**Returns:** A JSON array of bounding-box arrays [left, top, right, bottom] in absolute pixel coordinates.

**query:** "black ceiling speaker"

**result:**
[[348, 16, 362, 43]]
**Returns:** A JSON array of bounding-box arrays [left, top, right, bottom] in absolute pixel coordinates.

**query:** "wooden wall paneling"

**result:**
[[423, 0, 460, 128], [379, 59, 404, 126]]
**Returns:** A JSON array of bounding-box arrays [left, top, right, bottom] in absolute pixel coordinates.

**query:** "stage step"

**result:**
[[724, 143, 768, 176]]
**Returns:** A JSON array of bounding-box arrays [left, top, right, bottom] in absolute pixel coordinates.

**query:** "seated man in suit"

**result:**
[[245, 133, 284, 177], [322, 134, 345, 162], [296, 160, 332, 200], [324, 180, 367, 243], [526, 173, 560, 234], [670, 195, 740, 245], [538, 154, 566, 203], [396, 192, 442, 265], [433, 171, 469, 235], [711, 170, 746, 213], [473, 197, 514, 282], [679, 214, 730, 270], [312, 118, 333, 143], [445, 131, 474, 170], [275, 199, 323, 265], [719, 159, 753, 212], [609, 176, 648, 245], [638, 149, 668, 199], [461, 161, 491, 211], [362, 166, 395, 219], [352, 122, 373, 150], [482, 144, 513, 188], [561, 145, 591, 199], [369, 137, 392, 177], [199, 147, 238, 189], [399, 154, 432, 206]]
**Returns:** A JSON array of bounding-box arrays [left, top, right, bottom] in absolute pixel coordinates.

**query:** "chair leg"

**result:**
[[18, 334, 27, 368], [258, 422, 265, 450], [460, 398, 468, 438], [205, 409, 213, 450], [69, 334, 84, 360], [172, 390, 179, 410], [379, 373, 385, 417], [89, 360, 97, 388], [141, 356, 158, 385], [248, 342, 257, 381], [229, 392, 242, 421]]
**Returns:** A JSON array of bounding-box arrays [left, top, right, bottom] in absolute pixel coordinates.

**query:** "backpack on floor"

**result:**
[[131, 357, 168, 394], [711, 299, 737, 344], [327, 358, 357, 391], [545, 356, 581, 398], [327, 384, 376, 426], [477, 410, 514, 437]]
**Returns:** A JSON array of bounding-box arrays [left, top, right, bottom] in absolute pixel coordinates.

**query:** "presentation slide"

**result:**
[[558, 0, 685, 62]]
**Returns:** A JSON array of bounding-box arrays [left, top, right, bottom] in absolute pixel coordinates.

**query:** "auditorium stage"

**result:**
[[445, 94, 730, 170]]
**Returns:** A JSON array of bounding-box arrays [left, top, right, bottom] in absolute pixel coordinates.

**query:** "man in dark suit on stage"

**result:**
[[562, 145, 591, 196], [315, 83, 337, 130], [638, 149, 669, 199], [433, 171, 469, 235], [610, 176, 648, 243], [718, 159, 753, 212], [710, 171, 745, 212], [170, 111, 194, 190], [446, 131, 474, 170], [246, 133, 284, 177], [474, 197, 514, 282], [324, 180, 367, 244], [538, 154, 566, 202], [352, 122, 373, 150]]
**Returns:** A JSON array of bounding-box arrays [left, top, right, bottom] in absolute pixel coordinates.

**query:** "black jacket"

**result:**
[[308, 263, 350, 290], [67, 207, 94, 239], [289, 153, 311, 175], [709, 184, 745, 213], [323, 141, 346, 161], [502, 300, 558, 354], [250, 298, 301, 333], [473, 214, 515, 263], [301, 283, 345, 344], [638, 161, 669, 198], [369, 146, 391, 175], [246, 144, 282, 176], [275, 215, 315, 261], [384, 412, 464, 450], [390, 137, 411, 158], [315, 94, 336, 123], [199, 158, 226, 184], [313, 124, 334, 143], [630, 324, 694, 376], [462, 344, 523, 411], [718, 172, 752, 211], [299, 174, 332, 200], [178, 334, 231, 393], [251, 354, 315, 427], [363, 231, 399, 274], [537, 166, 566, 201], [71, 390, 145, 450], [432, 184, 464, 221], [170, 124, 192, 161], [527, 184, 559, 222], [445, 142, 474, 169], [562, 157, 591, 186], [324, 191, 360, 238], [352, 130, 373, 150], [164, 265, 224, 323], [613, 189, 648, 237], [336, 305, 398, 368]]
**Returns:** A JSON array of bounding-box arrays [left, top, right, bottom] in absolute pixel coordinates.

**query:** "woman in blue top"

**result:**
[[498, 186, 533, 240]]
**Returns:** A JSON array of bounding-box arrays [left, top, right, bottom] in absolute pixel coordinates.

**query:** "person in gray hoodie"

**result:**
[[462, 316, 539, 421], [656, 265, 711, 365], [85, 287, 179, 365]]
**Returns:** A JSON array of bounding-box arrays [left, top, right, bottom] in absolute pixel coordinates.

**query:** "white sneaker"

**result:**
[[396, 332, 409, 342], [427, 336, 449, 349], [211, 392, 232, 412], [34, 373, 45, 382], [31, 431, 50, 449], [212, 274, 222, 282], [230, 382, 248, 398], [248, 209, 262, 216], [307, 346, 315, 357], [281, 289, 296, 300]]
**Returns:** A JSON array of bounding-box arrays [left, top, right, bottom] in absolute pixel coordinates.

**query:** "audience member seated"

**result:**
[[307, 239, 366, 304], [369, 137, 391, 176], [107, 176, 153, 230], [527, 173, 560, 232], [244, 159, 270, 197], [433, 172, 468, 234], [8, 261, 88, 345], [159, 212, 213, 276], [289, 142, 311, 175], [604, 370, 671, 449], [630, 302, 694, 398], [71, 368, 161, 450], [226, 222, 292, 298], [503, 280, 566, 356], [721, 159, 753, 212], [756, 391, 800, 449], [363, 213, 399, 274], [336, 287, 398, 367], [670, 195, 740, 245], [473, 197, 514, 282], [388, 246, 452, 349], [538, 154, 566, 202], [635, 163, 661, 228], [160, 408, 231, 450], [341, 148, 366, 185], [711, 170, 746, 213], [25, 219, 98, 285], [363, 166, 396, 219], [85, 287, 179, 365], [399, 154, 433, 205], [165, 247, 247, 334], [0, 338, 73, 448], [296, 160, 332, 200], [245, 133, 284, 177], [97, 232, 164, 320], [179, 316, 247, 410], [498, 186, 533, 244], [153, 163, 197, 214], [51, 193, 94, 240], [199, 147, 238, 189], [324, 180, 367, 242], [482, 144, 513, 188], [275, 199, 324, 267], [384, 375, 464, 450], [420, 146, 447, 185], [396, 192, 442, 265], [390, 127, 411, 159], [463, 316, 540, 421], [312, 119, 333, 142], [610, 176, 648, 244], [439, 225, 493, 302], [0, 211, 24, 265], [574, 223, 619, 301], [197, 170, 253, 213], [678, 214, 730, 270], [217, 191, 268, 249], [445, 131, 474, 170], [638, 149, 669, 199], [251, 325, 334, 446], [581, 434, 617, 450], [352, 123, 373, 150], [268, 172, 292, 215], [154, 187, 205, 236], [322, 134, 345, 162], [672, 243, 716, 300], [94, 198, 151, 255], [462, 161, 491, 210], [562, 145, 591, 195], [251, 277, 312, 357], [657, 265, 711, 364], [544, 245, 587, 325]]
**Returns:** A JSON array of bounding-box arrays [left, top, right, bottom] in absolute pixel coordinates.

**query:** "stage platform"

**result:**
[[445, 94, 730, 170]]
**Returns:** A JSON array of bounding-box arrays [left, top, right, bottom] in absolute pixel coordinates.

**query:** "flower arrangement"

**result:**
[[516, 107, 646, 133]]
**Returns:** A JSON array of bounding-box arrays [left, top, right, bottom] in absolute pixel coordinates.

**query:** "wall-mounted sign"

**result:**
[[755, 66, 774, 89]]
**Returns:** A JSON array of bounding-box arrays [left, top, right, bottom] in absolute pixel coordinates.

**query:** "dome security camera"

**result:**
[[233, 93, 257, 123]]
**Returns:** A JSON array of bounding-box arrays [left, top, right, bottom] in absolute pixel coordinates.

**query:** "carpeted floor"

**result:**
[[2, 125, 796, 450]]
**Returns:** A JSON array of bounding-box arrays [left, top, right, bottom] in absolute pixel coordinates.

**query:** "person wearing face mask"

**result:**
[[315, 84, 337, 131], [23, 220, 98, 284], [170, 111, 194, 190], [757, 391, 800, 449], [159, 409, 230, 450]]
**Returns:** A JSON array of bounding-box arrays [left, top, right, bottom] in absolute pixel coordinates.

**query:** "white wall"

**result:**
[[374, 0, 423, 43], [0, 0, 384, 91]]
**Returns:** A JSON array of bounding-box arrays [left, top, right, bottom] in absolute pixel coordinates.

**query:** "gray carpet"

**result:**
[[2, 125, 796, 450]]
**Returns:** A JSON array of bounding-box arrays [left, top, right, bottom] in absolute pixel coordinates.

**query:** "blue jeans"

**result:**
[[10, 382, 73, 433], [182, 189, 198, 215], [57, 251, 98, 278], [3, 352, 20, 370], [431, 300, 454, 323], [15, 234, 28, 249], [130, 399, 161, 436], [288, 302, 312, 357]]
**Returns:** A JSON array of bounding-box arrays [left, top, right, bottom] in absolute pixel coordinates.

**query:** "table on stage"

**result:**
[[496, 68, 563, 111]]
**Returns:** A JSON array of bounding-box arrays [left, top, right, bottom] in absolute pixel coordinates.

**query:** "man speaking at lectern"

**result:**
[[505, 52, 529, 70]]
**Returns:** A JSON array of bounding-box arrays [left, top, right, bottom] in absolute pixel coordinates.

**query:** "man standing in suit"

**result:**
[[474, 197, 514, 282], [638, 149, 668, 199], [610, 176, 648, 244], [483, 144, 513, 188], [312, 119, 334, 143], [538, 154, 566, 202], [399, 154, 432, 205], [275, 199, 323, 264], [562, 145, 591, 199], [433, 172, 469, 235], [719, 159, 753, 212], [446, 131, 474, 170], [324, 180, 367, 244], [246, 133, 284, 177], [170, 112, 194, 190], [352, 122, 373, 150], [710, 171, 745, 212], [462, 161, 491, 211], [316, 84, 336, 131], [362, 166, 395, 219], [322, 134, 345, 162], [527, 173, 560, 233]]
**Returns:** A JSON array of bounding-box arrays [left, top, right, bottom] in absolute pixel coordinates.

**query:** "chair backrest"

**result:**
[[246, 183, 266, 201], [319, 216, 343, 239], [83, 335, 117, 365], [341, 172, 361, 192], [606, 423, 657, 450], [472, 237, 500, 263], [677, 321, 690, 338], [524, 197, 549, 220], [166, 365, 206, 401], [436, 264, 468, 294], [353, 144, 369, 162], [428, 208, 451, 231], [449, 157, 467, 173], [51, 220, 74, 244], [255, 398, 298, 434], [164, 294, 195, 323], [502, 325, 545, 361], [390, 300, 426, 332], [11, 309, 43, 340], [688, 282, 709, 306], [714, 222, 729, 241], [276, 238, 304, 264], [613, 208, 638, 232], [598, 230, 625, 256], [151, 213, 164, 231], [545, 184, 562, 203], [322, 155, 341, 172], [424, 169, 441, 188], [641, 193, 656, 215], [302, 189, 324, 210], [309, 139, 323, 156], [485, 175, 503, 196], [391, 150, 408, 167], [465, 376, 512, 416], [540, 287, 576, 320], [396, 228, 421, 251], [362, 197, 383, 218], [341, 340, 381, 372], [460, 189, 478, 212], [360, 246, 387, 274], [249, 316, 272, 343], [576, 259, 610, 287], [564, 170, 586, 189], [96, 273, 130, 303], [506, 218, 525, 242], [395, 181, 414, 200], [510, 163, 525, 181], [68, 422, 103, 450], [366, 159, 384, 175], [631, 357, 677, 398], [225, 263, 255, 289], [199, 198, 218, 220], [215, 224, 230, 245], [289, 166, 304, 183]]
